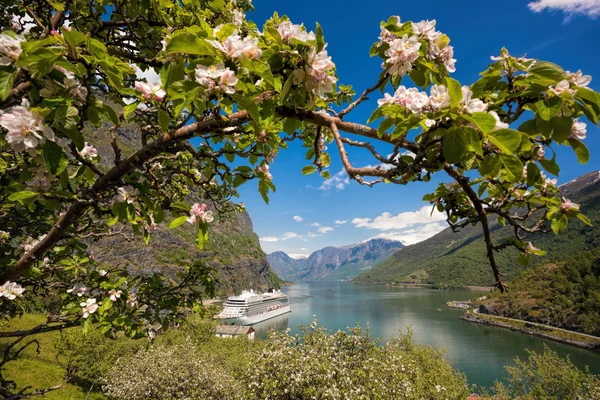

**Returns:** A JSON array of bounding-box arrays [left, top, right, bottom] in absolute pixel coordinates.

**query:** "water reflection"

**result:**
[[252, 313, 290, 339]]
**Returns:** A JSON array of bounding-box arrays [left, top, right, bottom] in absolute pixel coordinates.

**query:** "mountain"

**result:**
[[86, 118, 281, 295], [266, 251, 306, 281], [268, 238, 405, 281], [353, 170, 600, 287]]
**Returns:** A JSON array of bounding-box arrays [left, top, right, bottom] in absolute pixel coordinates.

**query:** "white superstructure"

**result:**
[[217, 289, 291, 325]]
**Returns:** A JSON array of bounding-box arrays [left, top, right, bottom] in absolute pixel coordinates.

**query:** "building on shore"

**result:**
[[215, 325, 255, 340]]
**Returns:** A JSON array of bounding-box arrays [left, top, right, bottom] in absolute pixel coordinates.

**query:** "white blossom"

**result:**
[[67, 282, 88, 297], [550, 80, 575, 96], [570, 119, 587, 141], [109, 289, 122, 302], [567, 70, 592, 87], [80, 298, 98, 318], [135, 81, 166, 102], [429, 84, 450, 109], [0, 32, 24, 66], [0, 281, 25, 300], [384, 35, 421, 76], [0, 106, 55, 152], [113, 185, 139, 204], [489, 111, 509, 130], [79, 142, 98, 161], [461, 86, 487, 113], [277, 21, 316, 43]]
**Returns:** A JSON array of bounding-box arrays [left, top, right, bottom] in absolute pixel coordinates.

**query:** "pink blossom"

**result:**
[[187, 203, 214, 224], [134, 81, 166, 102], [561, 198, 580, 212], [429, 84, 450, 109], [277, 21, 316, 43], [256, 164, 273, 180]]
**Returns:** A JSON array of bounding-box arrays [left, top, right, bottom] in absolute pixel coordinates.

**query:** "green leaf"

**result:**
[[479, 155, 501, 177], [158, 109, 170, 132], [0, 67, 15, 101], [576, 213, 592, 226], [63, 29, 87, 47], [488, 129, 521, 154], [551, 214, 568, 234], [320, 153, 331, 168], [166, 33, 215, 55], [8, 191, 39, 202], [535, 97, 562, 121], [517, 252, 530, 266], [529, 61, 565, 81], [42, 141, 69, 175], [302, 165, 317, 175], [500, 154, 524, 182], [169, 216, 188, 229], [315, 22, 325, 52], [123, 102, 138, 119], [526, 162, 542, 186], [231, 94, 260, 122], [442, 129, 467, 163], [575, 87, 600, 124], [567, 138, 590, 164], [445, 77, 462, 106], [321, 170, 331, 179], [283, 118, 302, 134], [170, 202, 191, 212], [548, 116, 572, 143], [258, 180, 270, 204], [539, 158, 560, 176], [196, 224, 209, 250], [470, 112, 496, 134]]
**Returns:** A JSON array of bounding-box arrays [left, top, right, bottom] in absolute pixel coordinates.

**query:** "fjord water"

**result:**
[[252, 281, 600, 389]]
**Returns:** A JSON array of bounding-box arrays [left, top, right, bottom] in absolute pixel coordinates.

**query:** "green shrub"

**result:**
[[54, 328, 144, 389], [484, 345, 600, 399]]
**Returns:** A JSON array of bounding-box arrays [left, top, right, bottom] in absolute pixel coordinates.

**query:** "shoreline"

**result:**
[[461, 310, 600, 351], [352, 281, 495, 292]]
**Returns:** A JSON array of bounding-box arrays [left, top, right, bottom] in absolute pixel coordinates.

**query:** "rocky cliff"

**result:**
[[87, 119, 280, 295]]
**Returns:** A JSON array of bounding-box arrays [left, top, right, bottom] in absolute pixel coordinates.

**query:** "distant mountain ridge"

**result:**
[[352, 170, 600, 287], [267, 238, 405, 282]]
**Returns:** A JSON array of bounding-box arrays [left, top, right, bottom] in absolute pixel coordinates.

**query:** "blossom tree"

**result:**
[[0, 0, 599, 397]]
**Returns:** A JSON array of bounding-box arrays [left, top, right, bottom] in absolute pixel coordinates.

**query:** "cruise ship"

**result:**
[[217, 289, 291, 325]]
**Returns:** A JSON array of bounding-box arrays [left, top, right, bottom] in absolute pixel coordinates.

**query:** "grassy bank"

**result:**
[[461, 310, 600, 351], [0, 314, 106, 400]]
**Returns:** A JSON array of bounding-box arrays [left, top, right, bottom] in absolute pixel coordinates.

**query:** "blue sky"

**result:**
[[232, 0, 600, 257]]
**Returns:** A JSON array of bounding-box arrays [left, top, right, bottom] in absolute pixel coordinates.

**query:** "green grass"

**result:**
[[0, 314, 106, 400]]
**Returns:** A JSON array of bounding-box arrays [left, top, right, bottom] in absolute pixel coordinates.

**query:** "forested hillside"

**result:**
[[481, 257, 600, 336], [353, 171, 600, 287]]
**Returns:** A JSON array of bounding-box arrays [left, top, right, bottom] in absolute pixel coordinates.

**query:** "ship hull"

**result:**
[[220, 305, 291, 325]]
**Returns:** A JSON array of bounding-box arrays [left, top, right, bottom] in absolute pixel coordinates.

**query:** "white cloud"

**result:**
[[371, 222, 447, 245], [288, 253, 309, 259], [352, 205, 445, 231], [528, 0, 600, 17], [318, 226, 334, 234], [260, 237, 279, 242], [319, 169, 350, 191], [282, 232, 299, 240], [133, 65, 161, 85], [309, 222, 321, 227], [307, 232, 320, 238], [300, 247, 308, 251], [293, 215, 303, 222], [334, 220, 347, 225]]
